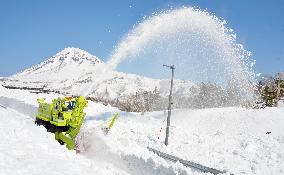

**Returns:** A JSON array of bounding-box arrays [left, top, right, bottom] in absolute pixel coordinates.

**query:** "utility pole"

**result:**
[[163, 64, 175, 146]]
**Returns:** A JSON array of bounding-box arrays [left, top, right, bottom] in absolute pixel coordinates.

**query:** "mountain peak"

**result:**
[[13, 47, 103, 77], [60, 47, 85, 53], [54, 47, 102, 63], [57, 47, 91, 57]]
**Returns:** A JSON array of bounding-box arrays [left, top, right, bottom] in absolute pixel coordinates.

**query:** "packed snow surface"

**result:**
[[1, 86, 284, 175]]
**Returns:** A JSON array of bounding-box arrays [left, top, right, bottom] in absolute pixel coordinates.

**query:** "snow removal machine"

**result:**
[[35, 96, 87, 150]]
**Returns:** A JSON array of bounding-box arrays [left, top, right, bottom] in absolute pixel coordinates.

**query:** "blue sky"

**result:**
[[0, 0, 283, 77]]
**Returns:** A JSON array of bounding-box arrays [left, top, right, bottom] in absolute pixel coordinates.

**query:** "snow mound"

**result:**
[[0, 106, 128, 175], [1, 88, 284, 174], [0, 89, 191, 175]]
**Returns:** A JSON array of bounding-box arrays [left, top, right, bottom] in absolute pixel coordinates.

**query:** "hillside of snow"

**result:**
[[0, 107, 122, 175], [0, 47, 195, 100], [1, 86, 284, 175]]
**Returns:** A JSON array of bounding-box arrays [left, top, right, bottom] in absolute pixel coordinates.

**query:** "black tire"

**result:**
[[57, 139, 64, 145], [47, 125, 56, 133], [35, 118, 42, 125]]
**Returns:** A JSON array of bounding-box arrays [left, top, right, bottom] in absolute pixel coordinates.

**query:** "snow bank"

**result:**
[[99, 108, 284, 175], [1, 88, 284, 175], [0, 107, 129, 175]]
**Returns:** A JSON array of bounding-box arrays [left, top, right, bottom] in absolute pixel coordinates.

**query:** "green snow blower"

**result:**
[[35, 96, 87, 150]]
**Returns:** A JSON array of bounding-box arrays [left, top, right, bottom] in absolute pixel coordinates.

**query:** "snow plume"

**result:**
[[107, 7, 257, 107]]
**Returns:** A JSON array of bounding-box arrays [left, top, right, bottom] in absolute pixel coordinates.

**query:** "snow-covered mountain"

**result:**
[[0, 47, 195, 100], [15, 47, 102, 79]]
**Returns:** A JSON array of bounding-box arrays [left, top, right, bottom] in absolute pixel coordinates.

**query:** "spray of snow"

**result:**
[[107, 7, 256, 105]]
